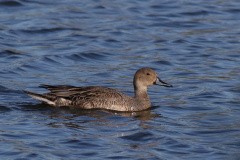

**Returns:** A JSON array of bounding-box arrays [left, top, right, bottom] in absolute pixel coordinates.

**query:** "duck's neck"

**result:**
[[134, 85, 149, 100]]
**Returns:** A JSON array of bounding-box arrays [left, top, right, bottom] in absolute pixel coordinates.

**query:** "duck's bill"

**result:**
[[154, 77, 173, 87]]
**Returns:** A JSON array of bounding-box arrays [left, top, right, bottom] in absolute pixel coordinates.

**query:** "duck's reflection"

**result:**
[[103, 108, 159, 121], [20, 103, 160, 129], [47, 106, 158, 120]]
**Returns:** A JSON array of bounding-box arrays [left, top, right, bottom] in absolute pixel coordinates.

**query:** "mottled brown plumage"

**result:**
[[23, 68, 172, 111]]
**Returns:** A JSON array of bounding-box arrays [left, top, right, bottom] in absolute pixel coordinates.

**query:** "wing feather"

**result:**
[[41, 85, 123, 100]]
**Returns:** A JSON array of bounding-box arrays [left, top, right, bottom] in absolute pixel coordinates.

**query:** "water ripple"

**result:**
[[0, 1, 22, 7]]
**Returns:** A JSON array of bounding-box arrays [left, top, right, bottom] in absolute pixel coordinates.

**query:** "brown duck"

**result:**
[[23, 68, 172, 111]]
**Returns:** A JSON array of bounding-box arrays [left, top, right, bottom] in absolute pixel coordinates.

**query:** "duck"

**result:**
[[23, 68, 172, 111]]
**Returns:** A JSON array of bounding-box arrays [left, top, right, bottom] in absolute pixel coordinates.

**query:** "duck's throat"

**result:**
[[134, 86, 149, 99]]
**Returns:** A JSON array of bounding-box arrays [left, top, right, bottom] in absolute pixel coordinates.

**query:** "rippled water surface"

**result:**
[[1, 0, 240, 159]]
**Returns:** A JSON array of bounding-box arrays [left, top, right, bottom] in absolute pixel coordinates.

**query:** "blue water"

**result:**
[[0, 0, 240, 159]]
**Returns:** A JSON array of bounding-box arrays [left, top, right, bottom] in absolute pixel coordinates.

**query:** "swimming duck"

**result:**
[[23, 68, 172, 111]]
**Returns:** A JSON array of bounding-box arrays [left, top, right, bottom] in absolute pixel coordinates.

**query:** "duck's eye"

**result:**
[[146, 73, 150, 76]]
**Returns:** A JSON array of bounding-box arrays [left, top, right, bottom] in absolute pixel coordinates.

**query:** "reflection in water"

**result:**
[[42, 106, 158, 129]]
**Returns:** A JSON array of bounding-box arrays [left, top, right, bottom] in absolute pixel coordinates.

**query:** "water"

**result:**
[[0, 0, 240, 159]]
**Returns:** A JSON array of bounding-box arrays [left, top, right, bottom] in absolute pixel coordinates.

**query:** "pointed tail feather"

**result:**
[[23, 90, 56, 106]]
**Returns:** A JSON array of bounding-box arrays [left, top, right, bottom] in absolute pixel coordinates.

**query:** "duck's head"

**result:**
[[133, 68, 172, 89]]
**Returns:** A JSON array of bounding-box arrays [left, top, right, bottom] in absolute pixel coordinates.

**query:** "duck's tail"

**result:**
[[23, 90, 56, 106]]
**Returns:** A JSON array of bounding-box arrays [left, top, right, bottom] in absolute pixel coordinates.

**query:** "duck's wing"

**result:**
[[39, 85, 120, 99], [40, 85, 78, 94]]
